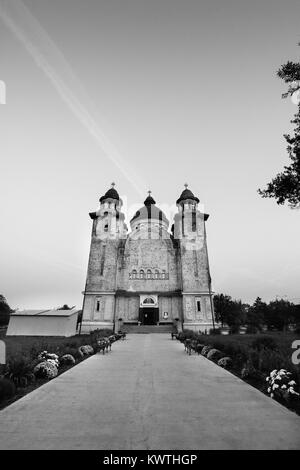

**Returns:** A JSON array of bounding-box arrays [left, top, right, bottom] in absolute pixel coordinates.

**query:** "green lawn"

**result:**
[[0, 330, 91, 361]]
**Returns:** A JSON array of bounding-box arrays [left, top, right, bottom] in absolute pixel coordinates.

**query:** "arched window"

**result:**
[[143, 297, 155, 305], [132, 270, 137, 279], [154, 269, 159, 279], [147, 269, 152, 279], [161, 270, 166, 279], [140, 269, 145, 279], [104, 224, 108, 232], [95, 297, 102, 312], [192, 210, 197, 232]]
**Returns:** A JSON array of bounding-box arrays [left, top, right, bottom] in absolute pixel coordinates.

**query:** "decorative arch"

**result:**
[[147, 269, 152, 279], [143, 297, 155, 305], [132, 269, 137, 279], [139, 269, 145, 279]]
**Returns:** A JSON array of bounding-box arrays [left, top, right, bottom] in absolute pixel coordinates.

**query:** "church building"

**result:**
[[81, 184, 215, 333]]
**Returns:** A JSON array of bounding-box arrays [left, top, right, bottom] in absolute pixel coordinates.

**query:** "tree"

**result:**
[[258, 44, 300, 208], [213, 293, 247, 332], [213, 294, 232, 327], [246, 297, 268, 332], [264, 299, 294, 331], [57, 304, 75, 310], [0, 295, 13, 327]]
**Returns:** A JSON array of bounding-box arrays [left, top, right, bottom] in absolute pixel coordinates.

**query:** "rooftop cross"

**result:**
[[111, 182, 115, 188], [148, 190, 152, 196], [184, 183, 188, 189]]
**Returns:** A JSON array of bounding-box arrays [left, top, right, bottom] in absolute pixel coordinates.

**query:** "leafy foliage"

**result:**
[[258, 44, 300, 208], [4, 355, 35, 387], [0, 294, 13, 326], [213, 294, 247, 330], [0, 378, 16, 402], [213, 293, 298, 333]]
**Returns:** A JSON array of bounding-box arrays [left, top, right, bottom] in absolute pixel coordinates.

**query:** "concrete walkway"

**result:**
[[0, 334, 300, 450]]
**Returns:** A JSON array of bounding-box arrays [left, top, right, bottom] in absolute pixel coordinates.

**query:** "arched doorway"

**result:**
[[139, 295, 159, 325]]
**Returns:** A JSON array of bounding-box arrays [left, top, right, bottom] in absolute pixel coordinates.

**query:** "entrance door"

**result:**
[[139, 308, 159, 325]]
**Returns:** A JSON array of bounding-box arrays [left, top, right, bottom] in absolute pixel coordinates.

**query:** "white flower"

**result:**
[[288, 380, 296, 386], [266, 377, 270, 382], [281, 385, 287, 390], [270, 370, 277, 378], [267, 387, 271, 393], [270, 393, 274, 398], [272, 384, 279, 390]]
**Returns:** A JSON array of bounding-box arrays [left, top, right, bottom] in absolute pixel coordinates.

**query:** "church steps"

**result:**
[[121, 324, 173, 334]]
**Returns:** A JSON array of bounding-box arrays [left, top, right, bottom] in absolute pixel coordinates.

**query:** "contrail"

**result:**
[[0, 0, 146, 198]]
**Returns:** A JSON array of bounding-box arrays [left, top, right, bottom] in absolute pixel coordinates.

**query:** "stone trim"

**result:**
[[82, 291, 116, 295], [182, 292, 215, 295]]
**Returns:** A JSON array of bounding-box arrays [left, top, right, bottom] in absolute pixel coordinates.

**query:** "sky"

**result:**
[[0, 0, 300, 309]]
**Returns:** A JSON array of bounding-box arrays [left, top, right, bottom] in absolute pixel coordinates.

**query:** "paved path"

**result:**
[[0, 334, 300, 450]]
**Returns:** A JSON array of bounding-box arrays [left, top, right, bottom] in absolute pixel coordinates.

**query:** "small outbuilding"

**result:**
[[6, 308, 79, 337]]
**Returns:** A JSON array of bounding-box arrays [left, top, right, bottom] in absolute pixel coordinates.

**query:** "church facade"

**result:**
[[81, 184, 215, 333]]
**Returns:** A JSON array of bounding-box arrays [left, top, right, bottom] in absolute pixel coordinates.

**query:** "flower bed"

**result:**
[[176, 330, 300, 415], [0, 329, 119, 410]]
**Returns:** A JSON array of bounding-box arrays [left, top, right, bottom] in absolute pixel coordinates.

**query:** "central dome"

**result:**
[[130, 192, 169, 225]]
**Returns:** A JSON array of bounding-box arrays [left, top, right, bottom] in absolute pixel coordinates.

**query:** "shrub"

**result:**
[[78, 345, 94, 356], [37, 351, 59, 368], [60, 354, 76, 366], [33, 361, 58, 379], [218, 357, 233, 369], [266, 369, 300, 408], [4, 356, 35, 388], [206, 349, 224, 362], [201, 345, 213, 357], [194, 343, 205, 355], [214, 341, 248, 369], [64, 347, 84, 360], [0, 378, 16, 402], [182, 330, 198, 340], [241, 360, 262, 381], [176, 332, 186, 343], [251, 336, 278, 352]]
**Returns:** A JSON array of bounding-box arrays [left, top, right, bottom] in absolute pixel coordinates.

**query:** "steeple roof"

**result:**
[[99, 182, 120, 202], [144, 190, 156, 206], [176, 184, 199, 204]]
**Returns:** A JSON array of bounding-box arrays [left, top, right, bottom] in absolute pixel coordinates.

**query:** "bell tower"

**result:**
[[174, 184, 215, 332], [92, 182, 127, 240], [81, 184, 127, 333]]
